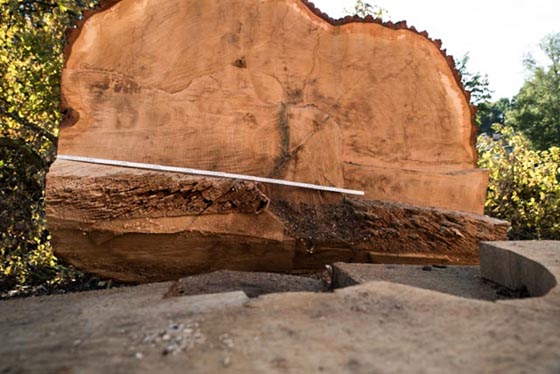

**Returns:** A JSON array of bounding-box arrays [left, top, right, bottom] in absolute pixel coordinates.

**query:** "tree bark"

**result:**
[[46, 161, 508, 283]]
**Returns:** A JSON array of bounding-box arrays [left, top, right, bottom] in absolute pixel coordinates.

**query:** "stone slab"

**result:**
[[1, 241, 559, 373], [481, 241, 559, 297], [332, 263, 507, 301], [164, 270, 328, 298]]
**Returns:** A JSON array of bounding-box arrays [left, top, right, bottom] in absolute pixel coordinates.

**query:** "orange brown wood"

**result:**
[[46, 0, 505, 282], [58, 0, 487, 213]]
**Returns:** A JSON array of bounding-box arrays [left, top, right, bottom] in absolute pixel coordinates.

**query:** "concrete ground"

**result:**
[[1, 241, 559, 373]]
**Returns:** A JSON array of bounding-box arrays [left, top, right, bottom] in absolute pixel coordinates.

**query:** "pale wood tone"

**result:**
[[59, 0, 486, 214]]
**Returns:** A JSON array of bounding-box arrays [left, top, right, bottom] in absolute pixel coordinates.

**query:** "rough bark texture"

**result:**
[[46, 161, 508, 283], [47, 161, 292, 282], [272, 198, 509, 269], [59, 0, 487, 214]]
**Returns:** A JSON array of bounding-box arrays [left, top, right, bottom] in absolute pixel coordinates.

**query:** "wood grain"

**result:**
[[48, 0, 504, 281], [58, 0, 487, 214]]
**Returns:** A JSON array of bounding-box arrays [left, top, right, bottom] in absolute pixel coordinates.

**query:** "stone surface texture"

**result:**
[[332, 263, 508, 301], [164, 270, 327, 298], [480, 241, 560, 307], [1, 241, 559, 373]]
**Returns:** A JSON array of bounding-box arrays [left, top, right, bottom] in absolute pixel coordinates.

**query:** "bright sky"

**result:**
[[312, 0, 560, 100]]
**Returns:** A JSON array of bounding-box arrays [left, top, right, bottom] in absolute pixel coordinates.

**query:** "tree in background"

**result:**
[[456, 53, 493, 107], [0, 0, 97, 289], [478, 125, 560, 240], [477, 98, 511, 135], [455, 53, 505, 135], [456, 53, 511, 134], [508, 33, 560, 150], [457, 42, 559, 240]]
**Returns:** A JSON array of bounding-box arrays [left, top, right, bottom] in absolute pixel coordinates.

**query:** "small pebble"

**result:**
[[135, 352, 144, 360], [219, 334, 234, 349]]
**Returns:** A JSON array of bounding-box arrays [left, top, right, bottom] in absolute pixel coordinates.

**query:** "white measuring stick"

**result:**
[[57, 154, 365, 196]]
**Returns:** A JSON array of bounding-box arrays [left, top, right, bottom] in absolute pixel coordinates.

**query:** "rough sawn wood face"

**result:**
[[59, 0, 487, 214]]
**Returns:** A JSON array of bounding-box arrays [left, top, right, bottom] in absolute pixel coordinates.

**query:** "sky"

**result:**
[[312, 0, 560, 100]]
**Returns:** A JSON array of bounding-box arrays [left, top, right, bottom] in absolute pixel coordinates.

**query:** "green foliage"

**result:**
[[456, 53, 493, 106], [0, 146, 56, 288], [345, 0, 387, 19], [477, 98, 511, 135], [0, 0, 97, 289], [473, 35, 560, 240], [508, 33, 560, 150], [478, 124, 560, 240]]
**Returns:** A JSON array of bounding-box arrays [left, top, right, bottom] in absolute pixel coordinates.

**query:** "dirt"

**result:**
[[0, 268, 123, 300]]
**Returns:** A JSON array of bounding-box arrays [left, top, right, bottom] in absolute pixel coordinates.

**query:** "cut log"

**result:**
[[46, 160, 508, 283], [46, 160, 293, 283], [60, 0, 486, 213], [47, 0, 507, 282]]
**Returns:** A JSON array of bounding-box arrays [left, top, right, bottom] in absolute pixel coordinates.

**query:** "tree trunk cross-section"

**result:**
[[59, 0, 486, 213], [47, 0, 507, 282]]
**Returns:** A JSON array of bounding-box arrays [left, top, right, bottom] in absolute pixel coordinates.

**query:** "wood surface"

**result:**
[[59, 0, 487, 214], [46, 161, 508, 282], [47, 0, 504, 281]]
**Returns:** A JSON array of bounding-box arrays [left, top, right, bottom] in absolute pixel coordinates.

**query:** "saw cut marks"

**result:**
[[59, 0, 487, 213]]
